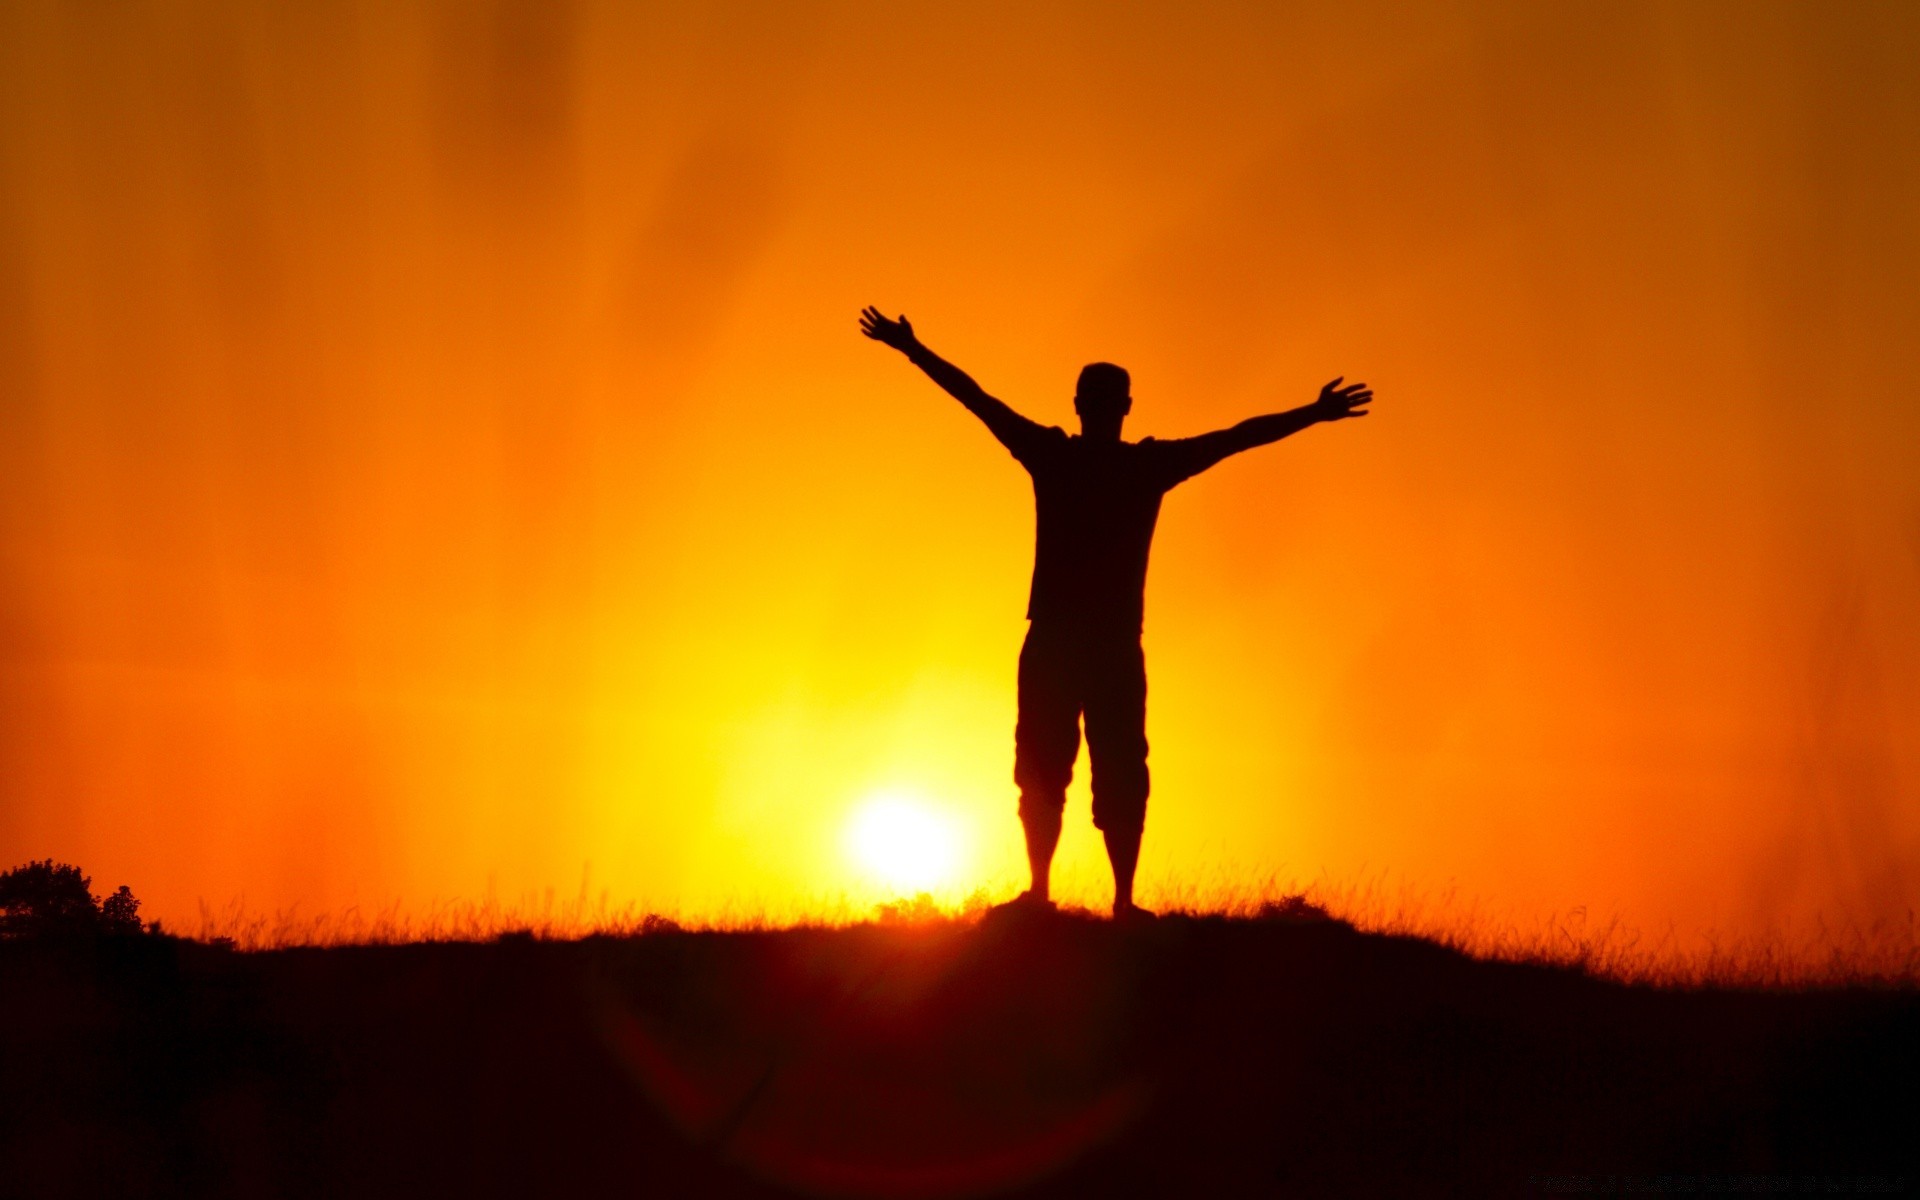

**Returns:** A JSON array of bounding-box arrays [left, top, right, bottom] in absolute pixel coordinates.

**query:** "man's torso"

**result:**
[[1017, 432, 1181, 633]]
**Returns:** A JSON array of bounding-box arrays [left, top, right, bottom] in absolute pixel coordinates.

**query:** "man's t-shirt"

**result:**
[[1001, 425, 1215, 634]]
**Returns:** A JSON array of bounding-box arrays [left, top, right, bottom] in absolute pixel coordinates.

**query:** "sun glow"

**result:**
[[844, 791, 968, 895]]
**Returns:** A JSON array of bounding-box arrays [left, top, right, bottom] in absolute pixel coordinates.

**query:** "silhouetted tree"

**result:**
[[99, 885, 142, 936], [0, 860, 148, 938]]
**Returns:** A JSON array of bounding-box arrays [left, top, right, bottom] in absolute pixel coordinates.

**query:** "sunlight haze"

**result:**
[[0, 1, 1916, 947]]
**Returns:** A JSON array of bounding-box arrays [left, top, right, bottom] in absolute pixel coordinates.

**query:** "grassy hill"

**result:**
[[3, 909, 1914, 1198]]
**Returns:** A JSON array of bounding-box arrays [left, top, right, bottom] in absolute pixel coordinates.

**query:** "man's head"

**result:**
[[1074, 362, 1132, 440]]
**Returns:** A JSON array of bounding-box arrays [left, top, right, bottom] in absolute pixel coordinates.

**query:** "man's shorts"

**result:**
[[1012, 622, 1149, 835]]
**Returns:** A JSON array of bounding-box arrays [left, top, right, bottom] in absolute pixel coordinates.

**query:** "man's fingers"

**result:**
[[1323, 376, 1344, 391], [858, 306, 913, 345]]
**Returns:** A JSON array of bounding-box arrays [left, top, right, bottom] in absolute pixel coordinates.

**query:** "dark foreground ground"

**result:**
[[2, 910, 1914, 1199]]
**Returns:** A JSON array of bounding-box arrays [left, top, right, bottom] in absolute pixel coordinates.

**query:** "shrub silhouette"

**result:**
[[100, 885, 143, 936], [1257, 893, 1346, 926], [0, 860, 147, 938]]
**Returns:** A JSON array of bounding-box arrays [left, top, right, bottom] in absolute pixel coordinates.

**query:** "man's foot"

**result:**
[[1111, 900, 1157, 925], [986, 889, 1057, 921]]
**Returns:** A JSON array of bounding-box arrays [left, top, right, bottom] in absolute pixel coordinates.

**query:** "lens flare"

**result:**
[[845, 792, 965, 894]]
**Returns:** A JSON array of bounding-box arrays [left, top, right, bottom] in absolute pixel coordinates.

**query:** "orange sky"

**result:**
[[1, 1, 1916, 939]]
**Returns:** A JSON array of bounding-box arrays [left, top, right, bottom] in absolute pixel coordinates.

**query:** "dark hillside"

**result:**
[[2, 913, 1913, 1198]]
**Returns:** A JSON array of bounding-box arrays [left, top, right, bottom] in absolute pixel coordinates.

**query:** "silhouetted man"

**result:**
[[860, 307, 1374, 920]]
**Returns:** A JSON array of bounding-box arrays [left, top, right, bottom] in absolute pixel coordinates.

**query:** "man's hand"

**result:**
[[1310, 377, 1374, 421], [859, 306, 918, 352]]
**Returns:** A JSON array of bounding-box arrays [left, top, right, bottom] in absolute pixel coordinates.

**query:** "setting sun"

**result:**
[[844, 792, 968, 895]]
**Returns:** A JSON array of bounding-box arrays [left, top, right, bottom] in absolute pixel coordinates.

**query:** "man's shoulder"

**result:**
[[1026, 424, 1072, 452], [1012, 424, 1072, 471], [1121, 434, 1205, 489]]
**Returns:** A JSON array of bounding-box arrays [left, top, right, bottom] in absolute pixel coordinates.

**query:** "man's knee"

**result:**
[[1013, 728, 1076, 798], [1089, 755, 1149, 834], [1017, 785, 1067, 826], [1090, 791, 1147, 835]]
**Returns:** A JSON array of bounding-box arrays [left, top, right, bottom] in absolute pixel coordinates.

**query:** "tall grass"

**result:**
[[1263, 874, 1920, 989], [189, 873, 1919, 989]]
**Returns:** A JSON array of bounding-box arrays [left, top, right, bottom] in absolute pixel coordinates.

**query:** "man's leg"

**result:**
[[1085, 635, 1150, 916], [1020, 806, 1063, 901], [1101, 825, 1143, 912], [1013, 624, 1080, 903]]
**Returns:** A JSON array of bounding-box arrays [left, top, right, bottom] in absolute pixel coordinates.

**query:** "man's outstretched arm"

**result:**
[[1162, 377, 1375, 482], [859, 306, 1046, 456]]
